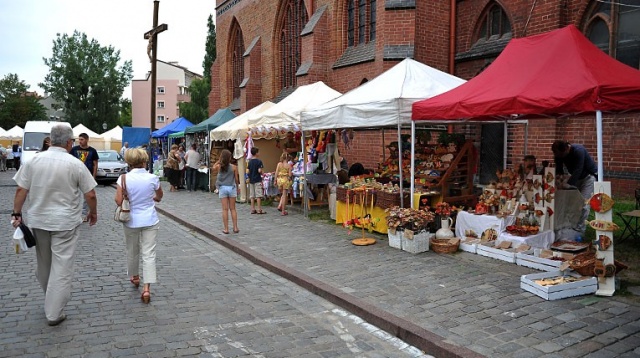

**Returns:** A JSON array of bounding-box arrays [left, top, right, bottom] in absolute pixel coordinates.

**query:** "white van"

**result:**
[[22, 121, 72, 164]]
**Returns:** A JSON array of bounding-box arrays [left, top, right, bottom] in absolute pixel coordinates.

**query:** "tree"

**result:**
[[202, 14, 217, 86], [118, 98, 132, 127], [40, 31, 133, 133], [178, 78, 209, 122], [0, 73, 46, 128]]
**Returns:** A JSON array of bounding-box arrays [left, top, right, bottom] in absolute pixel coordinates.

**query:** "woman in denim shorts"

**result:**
[[213, 149, 240, 234]]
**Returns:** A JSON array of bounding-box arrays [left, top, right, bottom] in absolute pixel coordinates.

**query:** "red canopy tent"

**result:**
[[411, 25, 640, 184], [412, 25, 640, 120]]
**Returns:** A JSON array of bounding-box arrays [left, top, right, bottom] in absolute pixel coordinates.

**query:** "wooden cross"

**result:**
[[144, 23, 168, 62], [144, 0, 168, 134]]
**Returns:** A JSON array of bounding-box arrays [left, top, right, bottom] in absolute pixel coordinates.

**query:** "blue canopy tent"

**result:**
[[151, 117, 193, 138], [184, 108, 236, 134]]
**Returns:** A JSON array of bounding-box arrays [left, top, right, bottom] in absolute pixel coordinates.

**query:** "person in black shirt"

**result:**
[[70, 133, 99, 221], [552, 140, 597, 233]]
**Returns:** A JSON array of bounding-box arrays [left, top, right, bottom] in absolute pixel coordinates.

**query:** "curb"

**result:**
[[155, 205, 485, 358]]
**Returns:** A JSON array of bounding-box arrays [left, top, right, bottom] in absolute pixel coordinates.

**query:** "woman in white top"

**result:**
[[115, 148, 163, 303]]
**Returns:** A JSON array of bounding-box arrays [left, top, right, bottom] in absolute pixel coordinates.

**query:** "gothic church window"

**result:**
[[280, 0, 308, 89], [346, 0, 376, 47], [476, 2, 511, 42], [231, 22, 245, 100], [585, 0, 640, 69]]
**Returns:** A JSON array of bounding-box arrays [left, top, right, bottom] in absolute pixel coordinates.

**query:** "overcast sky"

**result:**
[[0, 0, 214, 99]]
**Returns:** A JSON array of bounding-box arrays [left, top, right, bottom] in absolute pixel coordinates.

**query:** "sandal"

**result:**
[[233, 229, 240, 233], [222, 230, 230, 234], [257, 210, 266, 214], [281, 211, 288, 216], [130, 276, 140, 288], [141, 289, 151, 304], [251, 210, 257, 214]]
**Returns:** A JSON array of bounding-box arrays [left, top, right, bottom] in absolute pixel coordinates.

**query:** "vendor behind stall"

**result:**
[[282, 131, 300, 155], [552, 140, 597, 233]]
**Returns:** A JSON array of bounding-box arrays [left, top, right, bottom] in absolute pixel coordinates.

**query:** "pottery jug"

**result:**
[[436, 217, 455, 240]]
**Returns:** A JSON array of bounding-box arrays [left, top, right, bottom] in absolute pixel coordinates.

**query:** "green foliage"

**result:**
[[0, 73, 47, 128], [202, 14, 217, 84], [179, 78, 209, 123], [39, 31, 133, 133], [118, 98, 132, 127]]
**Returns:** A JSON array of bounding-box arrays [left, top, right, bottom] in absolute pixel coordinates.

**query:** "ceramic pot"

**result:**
[[435, 217, 455, 240]]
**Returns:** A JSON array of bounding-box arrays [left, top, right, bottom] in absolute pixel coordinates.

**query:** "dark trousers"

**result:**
[[13, 157, 20, 170], [186, 167, 198, 191]]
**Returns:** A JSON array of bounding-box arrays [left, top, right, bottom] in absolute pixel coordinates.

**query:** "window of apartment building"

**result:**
[[231, 21, 245, 100], [476, 3, 511, 41], [157, 115, 165, 122], [585, 0, 640, 69], [280, 0, 308, 89], [157, 86, 165, 94], [157, 100, 165, 108], [347, 0, 376, 47]]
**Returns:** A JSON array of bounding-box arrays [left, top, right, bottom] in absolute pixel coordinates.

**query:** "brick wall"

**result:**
[[209, 0, 640, 197]]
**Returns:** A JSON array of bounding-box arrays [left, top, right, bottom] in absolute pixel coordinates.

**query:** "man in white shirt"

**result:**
[[184, 143, 202, 191], [120, 142, 129, 158], [11, 125, 98, 326]]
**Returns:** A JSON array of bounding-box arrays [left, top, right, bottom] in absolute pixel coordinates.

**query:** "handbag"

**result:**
[[114, 174, 131, 222], [19, 223, 36, 247]]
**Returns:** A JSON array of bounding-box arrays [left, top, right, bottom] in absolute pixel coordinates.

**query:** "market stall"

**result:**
[[151, 117, 194, 159], [210, 101, 275, 202], [184, 108, 236, 191], [300, 59, 467, 226], [412, 25, 640, 296]]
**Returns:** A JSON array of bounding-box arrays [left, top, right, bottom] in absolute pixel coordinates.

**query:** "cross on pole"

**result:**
[[144, 0, 168, 133]]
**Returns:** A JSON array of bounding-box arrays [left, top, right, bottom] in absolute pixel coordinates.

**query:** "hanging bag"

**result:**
[[114, 174, 131, 222]]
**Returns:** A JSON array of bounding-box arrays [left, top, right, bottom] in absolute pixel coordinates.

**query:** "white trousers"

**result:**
[[33, 227, 80, 321], [123, 223, 159, 284]]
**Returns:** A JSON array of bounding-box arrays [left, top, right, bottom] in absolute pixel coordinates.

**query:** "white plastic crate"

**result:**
[[520, 271, 597, 300], [516, 250, 573, 272], [402, 231, 432, 254], [387, 229, 402, 250]]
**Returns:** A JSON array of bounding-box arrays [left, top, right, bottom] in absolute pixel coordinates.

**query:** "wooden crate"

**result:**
[[459, 238, 480, 253], [520, 271, 597, 300], [476, 241, 517, 263]]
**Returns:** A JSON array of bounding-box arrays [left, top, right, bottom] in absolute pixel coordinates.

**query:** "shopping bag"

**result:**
[[13, 227, 29, 254]]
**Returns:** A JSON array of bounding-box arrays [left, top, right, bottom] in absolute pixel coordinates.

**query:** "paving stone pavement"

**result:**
[[0, 171, 434, 358], [149, 181, 640, 358]]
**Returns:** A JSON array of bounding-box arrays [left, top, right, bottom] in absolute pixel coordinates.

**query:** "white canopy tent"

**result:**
[[72, 124, 101, 138], [0, 127, 7, 139], [300, 58, 466, 130], [5, 125, 23, 140], [248, 81, 341, 138], [100, 125, 123, 142], [210, 101, 275, 141], [299, 59, 466, 207]]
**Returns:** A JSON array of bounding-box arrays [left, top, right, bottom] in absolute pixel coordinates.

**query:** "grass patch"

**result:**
[[308, 209, 332, 222]]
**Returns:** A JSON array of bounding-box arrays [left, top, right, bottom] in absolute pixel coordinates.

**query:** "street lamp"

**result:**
[[102, 122, 108, 131]]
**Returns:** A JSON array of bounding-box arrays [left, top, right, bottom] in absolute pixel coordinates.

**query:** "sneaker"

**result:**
[[47, 314, 67, 326]]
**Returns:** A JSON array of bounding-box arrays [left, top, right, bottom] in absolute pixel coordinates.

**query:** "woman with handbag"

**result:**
[[115, 148, 163, 303], [164, 144, 181, 192]]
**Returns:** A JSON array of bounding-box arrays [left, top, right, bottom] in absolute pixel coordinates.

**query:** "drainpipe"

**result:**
[[448, 0, 457, 134]]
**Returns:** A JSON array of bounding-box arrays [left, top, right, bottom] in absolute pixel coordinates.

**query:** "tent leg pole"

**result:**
[[302, 130, 308, 217], [410, 121, 415, 209], [398, 122, 403, 208], [503, 122, 508, 170], [596, 110, 603, 182], [524, 122, 528, 156]]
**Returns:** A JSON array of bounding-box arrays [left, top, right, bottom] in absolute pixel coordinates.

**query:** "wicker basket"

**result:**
[[569, 251, 596, 276], [430, 237, 460, 254], [376, 191, 410, 209]]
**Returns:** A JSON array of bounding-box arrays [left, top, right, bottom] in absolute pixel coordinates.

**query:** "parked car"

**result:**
[[96, 150, 128, 183]]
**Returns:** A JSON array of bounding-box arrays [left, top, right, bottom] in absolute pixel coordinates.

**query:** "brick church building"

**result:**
[[208, 0, 640, 197]]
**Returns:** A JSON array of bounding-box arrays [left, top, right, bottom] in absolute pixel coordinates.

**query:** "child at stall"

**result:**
[[276, 152, 293, 215], [247, 147, 265, 214]]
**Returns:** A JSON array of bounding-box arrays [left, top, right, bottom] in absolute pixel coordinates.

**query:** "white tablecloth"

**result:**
[[496, 230, 556, 249], [554, 189, 584, 230], [455, 211, 516, 238]]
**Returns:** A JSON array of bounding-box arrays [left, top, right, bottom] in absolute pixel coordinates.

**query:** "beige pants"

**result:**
[[123, 223, 159, 284], [33, 227, 80, 321]]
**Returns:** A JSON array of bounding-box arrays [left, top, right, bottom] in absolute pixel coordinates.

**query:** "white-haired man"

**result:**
[[11, 124, 98, 326]]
